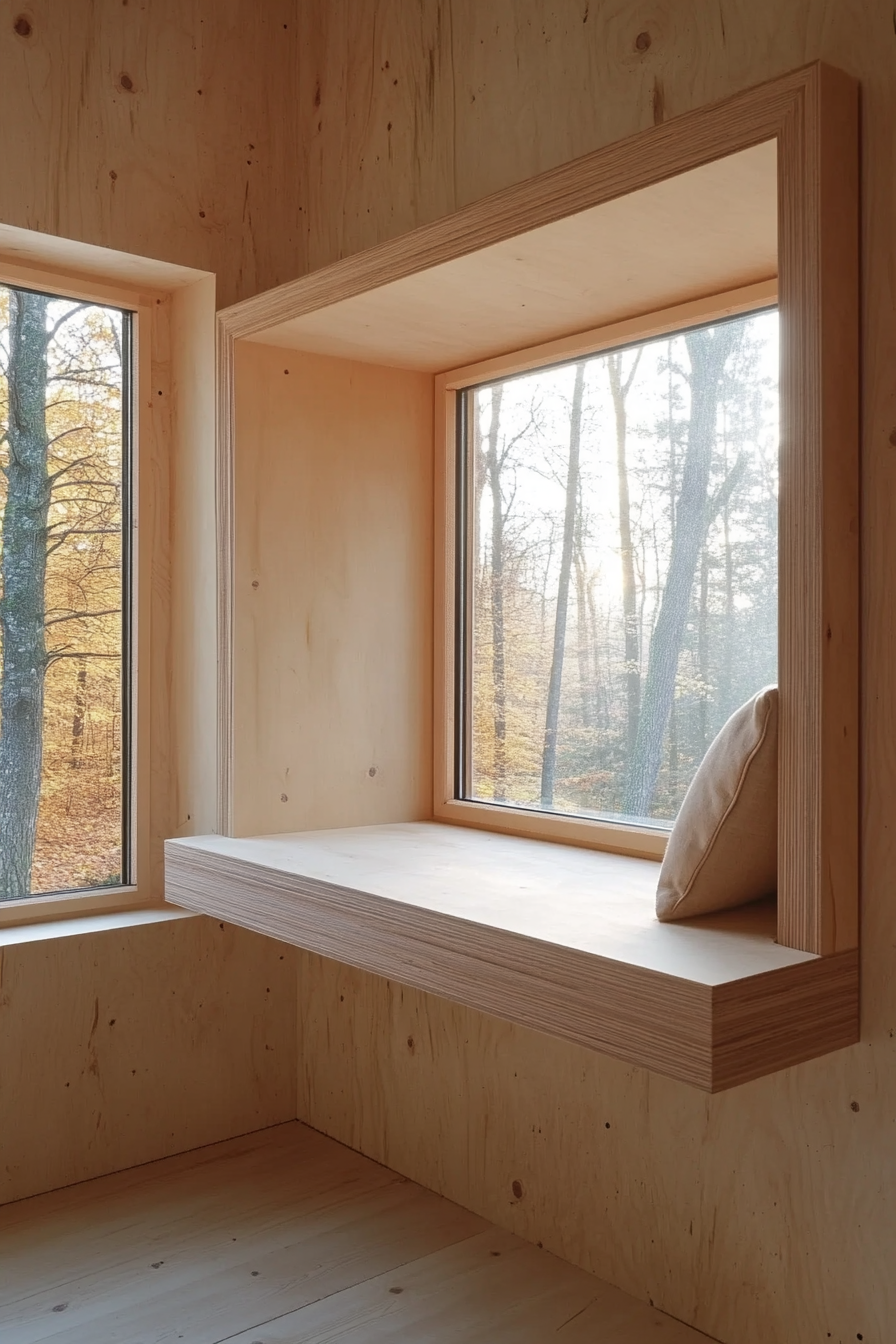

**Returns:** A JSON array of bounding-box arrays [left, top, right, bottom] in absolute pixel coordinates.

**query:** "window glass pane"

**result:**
[[0, 287, 130, 899], [463, 309, 778, 829]]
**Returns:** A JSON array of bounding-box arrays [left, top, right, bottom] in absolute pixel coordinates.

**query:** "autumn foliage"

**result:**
[[0, 288, 125, 898]]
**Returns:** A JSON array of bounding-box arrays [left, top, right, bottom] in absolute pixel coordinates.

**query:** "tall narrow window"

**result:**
[[457, 308, 778, 830], [0, 286, 131, 900]]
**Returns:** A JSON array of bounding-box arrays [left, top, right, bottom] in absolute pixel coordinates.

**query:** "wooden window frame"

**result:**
[[434, 278, 780, 865], [0, 263, 147, 924], [0, 246, 216, 929], [428, 66, 858, 958]]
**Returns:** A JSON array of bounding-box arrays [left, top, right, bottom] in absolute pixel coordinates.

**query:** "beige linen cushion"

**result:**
[[656, 686, 778, 921]]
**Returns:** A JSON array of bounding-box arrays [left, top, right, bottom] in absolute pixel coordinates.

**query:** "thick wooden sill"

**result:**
[[0, 905, 195, 946], [164, 822, 858, 1091]]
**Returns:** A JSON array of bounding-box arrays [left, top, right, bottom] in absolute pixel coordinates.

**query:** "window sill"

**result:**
[[434, 797, 668, 860], [164, 822, 858, 1092], [0, 885, 157, 932], [0, 904, 196, 947]]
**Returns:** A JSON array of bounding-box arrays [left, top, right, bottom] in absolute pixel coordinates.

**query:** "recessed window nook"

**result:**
[[166, 63, 859, 1090]]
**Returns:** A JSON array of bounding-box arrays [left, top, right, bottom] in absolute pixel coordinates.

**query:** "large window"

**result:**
[[0, 285, 131, 901], [456, 308, 778, 831]]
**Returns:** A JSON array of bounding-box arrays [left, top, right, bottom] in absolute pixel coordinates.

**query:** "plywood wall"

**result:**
[[1, 4, 893, 1339], [232, 343, 433, 838], [0, 0, 302, 1203], [0, 0, 301, 309], [293, 4, 896, 1343], [0, 914, 296, 1206]]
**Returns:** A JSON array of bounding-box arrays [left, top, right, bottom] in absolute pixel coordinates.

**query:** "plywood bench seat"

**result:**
[[164, 822, 858, 1092]]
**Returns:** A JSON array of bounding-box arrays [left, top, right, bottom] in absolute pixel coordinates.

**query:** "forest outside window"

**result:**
[[454, 305, 779, 837], [0, 284, 132, 902]]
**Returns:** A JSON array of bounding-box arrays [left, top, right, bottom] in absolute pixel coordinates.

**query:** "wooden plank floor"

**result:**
[[0, 1122, 716, 1343]]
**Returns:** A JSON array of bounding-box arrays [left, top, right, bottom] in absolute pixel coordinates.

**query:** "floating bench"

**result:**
[[165, 822, 858, 1092]]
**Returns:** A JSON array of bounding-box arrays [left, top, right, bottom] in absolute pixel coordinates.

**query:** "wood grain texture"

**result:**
[[225, 70, 796, 341], [218, 61, 858, 956], [711, 946, 859, 1088], [295, 949, 874, 1344], [168, 276, 219, 842], [0, 0, 310, 851], [775, 63, 860, 954], [243, 143, 777, 371], [0, 0, 311, 887], [0, 5, 882, 1343], [438, 279, 780, 392], [289, 7, 887, 1340], [0, 0, 302, 310], [0, 1121, 713, 1344], [229, 343, 433, 839], [0, 0, 310, 1216], [294, 0, 733, 272], [165, 825, 858, 1091], [222, 1230, 714, 1344], [0, 914, 297, 1207]]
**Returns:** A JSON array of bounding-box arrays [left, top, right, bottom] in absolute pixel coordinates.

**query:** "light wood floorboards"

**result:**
[[0, 1122, 715, 1342]]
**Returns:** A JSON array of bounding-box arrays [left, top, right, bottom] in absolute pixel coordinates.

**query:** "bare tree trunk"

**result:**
[[541, 361, 586, 808], [538, 522, 557, 641], [623, 323, 737, 818], [667, 696, 678, 802], [607, 350, 642, 758], [574, 500, 592, 729], [697, 547, 710, 749], [472, 391, 488, 592], [722, 492, 734, 714], [484, 386, 507, 800], [70, 657, 88, 768], [586, 569, 600, 729], [0, 291, 52, 899]]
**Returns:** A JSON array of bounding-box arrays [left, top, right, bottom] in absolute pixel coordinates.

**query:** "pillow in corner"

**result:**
[[656, 686, 778, 922]]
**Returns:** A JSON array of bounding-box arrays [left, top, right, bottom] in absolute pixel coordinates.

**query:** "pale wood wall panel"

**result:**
[[0, 2, 302, 1205], [296, 0, 458, 275], [297, 951, 894, 1344], [0, 917, 297, 1207], [232, 344, 433, 838], [293, 3, 896, 1342], [295, 0, 824, 273], [0, 0, 301, 308]]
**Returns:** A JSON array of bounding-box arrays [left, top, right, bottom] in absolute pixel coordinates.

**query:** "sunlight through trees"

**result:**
[[466, 310, 778, 828]]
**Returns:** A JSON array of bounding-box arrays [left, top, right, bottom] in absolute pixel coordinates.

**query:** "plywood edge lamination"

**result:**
[[710, 949, 858, 1090], [216, 70, 804, 343], [165, 828, 859, 1092], [775, 62, 860, 955]]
